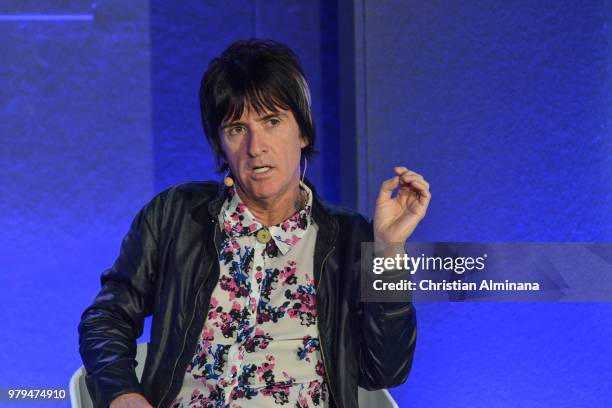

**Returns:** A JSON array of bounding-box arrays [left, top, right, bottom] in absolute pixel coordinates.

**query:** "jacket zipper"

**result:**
[[316, 246, 339, 408], [384, 303, 413, 318], [157, 224, 220, 408]]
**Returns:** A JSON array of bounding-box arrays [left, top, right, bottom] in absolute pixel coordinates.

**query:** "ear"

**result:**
[[299, 135, 309, 149]]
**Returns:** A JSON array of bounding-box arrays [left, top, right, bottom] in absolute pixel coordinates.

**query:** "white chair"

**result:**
[[70, 343, 148, 408], [70, 343, 398, 407]]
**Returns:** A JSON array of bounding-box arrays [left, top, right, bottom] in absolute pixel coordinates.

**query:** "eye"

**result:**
[[267, 117, 281, 126], [228, 125, 245, 136]]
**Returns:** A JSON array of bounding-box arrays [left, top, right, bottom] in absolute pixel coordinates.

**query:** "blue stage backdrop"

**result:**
[[1, 1, 611, 407]]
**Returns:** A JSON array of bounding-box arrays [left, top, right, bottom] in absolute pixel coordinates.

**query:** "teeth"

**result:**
[[253, 167, 270, 174]]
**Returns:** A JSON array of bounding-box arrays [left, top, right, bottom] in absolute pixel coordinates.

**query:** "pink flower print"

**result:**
[[297, 395, 309, 408], [307, 380, 327, 405], [282, 371, 296, 382], [287, 284, 317, 325], [280, 261, 297, 286], [256, 354, 276, 383], [188, 389, 206, 406], [219, 365, 239, 389], [229, 385, 258, 404], [297, 336, 319, 362], [223, 219, 232, 234], [220, 275, 247, 301], [219, 312, 238, 339], [207, 297, 220, 320], [210, 296, 218, 308], [244, 329, 272, 353], [260, 383, 291, 404], [201, 328, 214, 341], [316, 361, 326, 377]]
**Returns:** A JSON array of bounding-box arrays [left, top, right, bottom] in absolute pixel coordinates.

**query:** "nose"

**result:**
[[246, 126, 267, 157]]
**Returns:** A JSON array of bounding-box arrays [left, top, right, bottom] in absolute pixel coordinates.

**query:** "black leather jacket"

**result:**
[[78, 179, 417, 408]]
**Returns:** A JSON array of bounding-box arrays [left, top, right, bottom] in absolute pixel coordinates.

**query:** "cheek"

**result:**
[[283, 142, 302, 162], [287, 146, 302, 171], [221, 142, 243, 164]]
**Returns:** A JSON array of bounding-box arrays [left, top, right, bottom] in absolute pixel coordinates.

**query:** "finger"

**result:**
[[396, 169, 427, 186], [398, 173, 429, 190], [376, 176, 400, 202], [397, 171, 422, 180], [411, 179, 431, 197], [399, 178, 431, 199], [402, 179, 432, 207], [413, 180, 432, 207], [394, 166, 423, 179]]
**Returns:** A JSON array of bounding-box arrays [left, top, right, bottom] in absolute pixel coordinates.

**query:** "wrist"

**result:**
[[373, 240, 406, 258]]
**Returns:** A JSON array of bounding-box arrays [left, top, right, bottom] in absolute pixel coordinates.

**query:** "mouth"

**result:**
[[252, 165, 273, 174]]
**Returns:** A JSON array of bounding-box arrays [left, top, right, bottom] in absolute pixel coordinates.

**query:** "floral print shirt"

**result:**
[[170, 182, 329, 408]]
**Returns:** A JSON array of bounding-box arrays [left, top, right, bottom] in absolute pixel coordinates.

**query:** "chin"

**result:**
[[242, 179, 283, 200]]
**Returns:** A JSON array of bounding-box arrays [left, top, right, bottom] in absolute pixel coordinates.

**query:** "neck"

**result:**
[[236, 179, 304, 226]]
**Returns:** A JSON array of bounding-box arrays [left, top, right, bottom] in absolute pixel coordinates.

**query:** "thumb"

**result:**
[[376, 176, 399, 204]]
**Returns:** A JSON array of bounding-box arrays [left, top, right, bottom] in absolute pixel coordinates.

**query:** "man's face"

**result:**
[[219, 106, 307, 202]]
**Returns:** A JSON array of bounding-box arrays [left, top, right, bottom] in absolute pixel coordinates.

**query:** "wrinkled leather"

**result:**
[[78, 179, 417, 408]]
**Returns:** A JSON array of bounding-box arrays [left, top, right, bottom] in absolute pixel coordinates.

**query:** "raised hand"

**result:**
[[373, 166, 431, 245]]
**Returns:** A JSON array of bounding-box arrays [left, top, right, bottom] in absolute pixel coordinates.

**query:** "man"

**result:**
[[79, 38, 429, 408]]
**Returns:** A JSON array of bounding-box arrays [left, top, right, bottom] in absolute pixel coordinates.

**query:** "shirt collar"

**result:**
[[221, 181, 313, 256]]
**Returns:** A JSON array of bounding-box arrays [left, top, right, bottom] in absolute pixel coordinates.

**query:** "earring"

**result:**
[[223, 169, 234, 187]]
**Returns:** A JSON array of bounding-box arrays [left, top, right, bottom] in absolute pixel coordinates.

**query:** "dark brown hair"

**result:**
[[199, 38, 317, 172]]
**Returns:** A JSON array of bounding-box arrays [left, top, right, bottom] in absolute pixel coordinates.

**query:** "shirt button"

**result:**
[[256, 228, 271, 244]]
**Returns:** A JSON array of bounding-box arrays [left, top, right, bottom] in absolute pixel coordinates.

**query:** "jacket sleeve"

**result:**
[[356, 215, 418, 390], [78, 193, 164, 408]]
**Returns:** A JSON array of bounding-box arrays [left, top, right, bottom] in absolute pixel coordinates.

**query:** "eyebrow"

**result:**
[[221, 112, 287, 130]]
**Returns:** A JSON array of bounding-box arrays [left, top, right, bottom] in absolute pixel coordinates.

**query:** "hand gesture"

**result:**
[[373, 166, 431, 245]]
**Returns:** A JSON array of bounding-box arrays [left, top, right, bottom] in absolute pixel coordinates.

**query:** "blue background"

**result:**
[[1, 0, 611, 406]]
